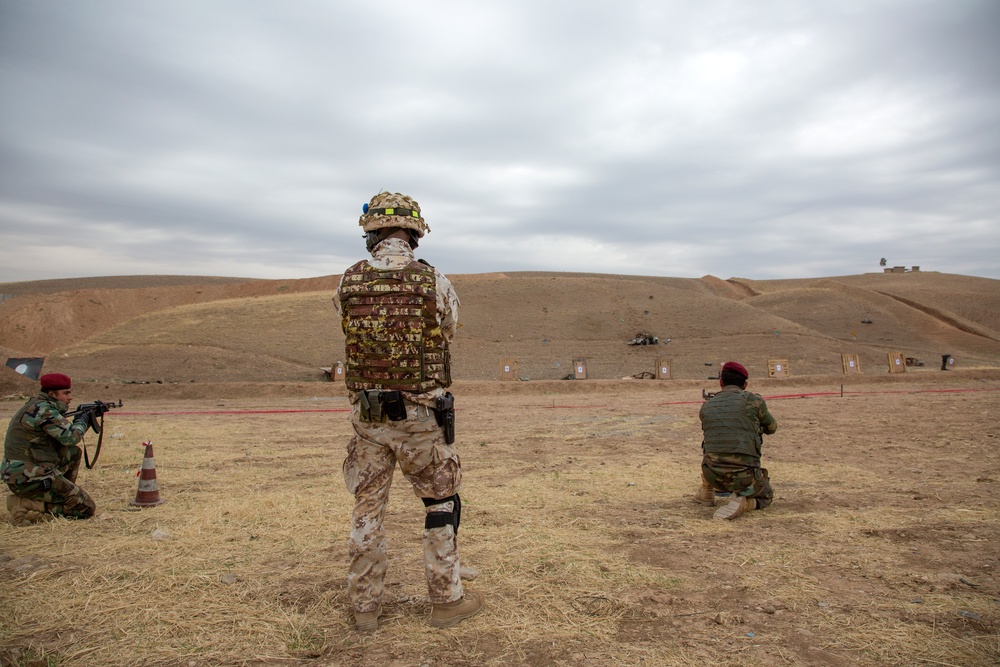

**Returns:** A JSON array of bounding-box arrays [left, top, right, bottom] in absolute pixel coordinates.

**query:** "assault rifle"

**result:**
[[66, 399, 122, 469]]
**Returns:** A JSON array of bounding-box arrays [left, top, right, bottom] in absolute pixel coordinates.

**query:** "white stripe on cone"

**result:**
[[131, 441, 166, 507]]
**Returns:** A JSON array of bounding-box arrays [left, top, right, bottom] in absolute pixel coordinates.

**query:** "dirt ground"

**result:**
[[2, 374, 998, 667], [1, 270, 998, 665]]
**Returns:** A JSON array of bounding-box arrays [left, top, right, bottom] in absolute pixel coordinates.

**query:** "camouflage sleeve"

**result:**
[[23, 403, 86, 447], [435, 271, 460, 341], [755, 396, 777, 435], [332, 274, 345, 316]]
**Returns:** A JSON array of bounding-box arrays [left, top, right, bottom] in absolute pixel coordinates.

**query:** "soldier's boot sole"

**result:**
[[430, 589, 484, 628], [713, 495, 755, 521]]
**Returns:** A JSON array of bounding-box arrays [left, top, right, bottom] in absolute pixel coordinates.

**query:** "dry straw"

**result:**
[[2, 384, 998, 666]]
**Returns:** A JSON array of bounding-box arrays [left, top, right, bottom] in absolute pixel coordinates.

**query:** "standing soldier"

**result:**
[[334, 191, 484, 631], [3, 373, 98, 526], [695, 361, 777, 520]]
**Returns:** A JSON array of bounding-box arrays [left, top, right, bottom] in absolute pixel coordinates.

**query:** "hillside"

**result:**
[[2, 270, 999, 396]]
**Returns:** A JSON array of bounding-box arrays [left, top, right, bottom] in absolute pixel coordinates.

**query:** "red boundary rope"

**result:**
[[658, 386, 1000, 406], [115, 408, 351, 416], [103, 386, 999, 415]]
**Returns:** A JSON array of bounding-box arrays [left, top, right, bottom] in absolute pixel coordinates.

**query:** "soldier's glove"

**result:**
[[74, 409, 99, 433]]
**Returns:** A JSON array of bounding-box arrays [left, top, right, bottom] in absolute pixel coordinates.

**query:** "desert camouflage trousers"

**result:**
[[1, 446, 96, 519], [342, 399, 464, 613], [702, 452, 773, 510]]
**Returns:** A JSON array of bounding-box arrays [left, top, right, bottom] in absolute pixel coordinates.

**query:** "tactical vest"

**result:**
[[701, 389, 763, 458], [3, 395, 64, 465], [339, 259, 451, 392]]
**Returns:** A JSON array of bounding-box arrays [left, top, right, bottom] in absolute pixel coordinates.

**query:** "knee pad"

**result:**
[[422, 494, 461, 533]]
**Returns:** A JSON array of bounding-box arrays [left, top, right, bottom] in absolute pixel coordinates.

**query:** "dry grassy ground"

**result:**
[[2, 374, 998, 667], [1, 271, 998, 665]]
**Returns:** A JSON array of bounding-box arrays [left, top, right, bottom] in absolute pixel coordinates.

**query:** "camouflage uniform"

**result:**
[[699, 385, 777, 509], [2, 392, 96, 519], [335, 236, 465, 613]]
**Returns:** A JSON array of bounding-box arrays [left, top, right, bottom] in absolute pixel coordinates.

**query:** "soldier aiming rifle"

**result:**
[[65, 399, 123, 469], [694, 362, 778, 521], [2, 373, 120, 526]]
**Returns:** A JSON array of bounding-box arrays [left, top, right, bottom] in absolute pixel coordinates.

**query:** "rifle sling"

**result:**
[[84, 414, 104, 469]]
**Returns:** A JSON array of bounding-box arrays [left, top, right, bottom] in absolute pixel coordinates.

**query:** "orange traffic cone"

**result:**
[[131, 441, 166, 507]]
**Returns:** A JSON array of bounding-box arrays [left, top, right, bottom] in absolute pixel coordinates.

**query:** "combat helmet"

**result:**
[[359, 191, 430, 238]]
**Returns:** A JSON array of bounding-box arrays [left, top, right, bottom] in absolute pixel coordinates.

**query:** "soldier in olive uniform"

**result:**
[[3, 373, 97, 526], [334, 192, 484, 631], [695, 361, 777, 520]]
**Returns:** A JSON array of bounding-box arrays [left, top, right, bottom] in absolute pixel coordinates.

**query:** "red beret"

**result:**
[[722, 361, 749, 379], [40, 373, 72, 391]]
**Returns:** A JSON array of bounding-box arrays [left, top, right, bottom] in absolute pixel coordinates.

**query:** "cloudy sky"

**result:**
[[1, 0, 997, 283]]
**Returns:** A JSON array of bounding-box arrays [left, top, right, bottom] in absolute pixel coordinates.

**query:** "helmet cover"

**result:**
[[359, 192, 429, 237]]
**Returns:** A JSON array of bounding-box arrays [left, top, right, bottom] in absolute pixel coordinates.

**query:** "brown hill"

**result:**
[[1, 270, 998, 396]]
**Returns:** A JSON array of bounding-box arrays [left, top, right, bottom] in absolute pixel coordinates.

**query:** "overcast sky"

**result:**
[[1, 1, 998, 284]]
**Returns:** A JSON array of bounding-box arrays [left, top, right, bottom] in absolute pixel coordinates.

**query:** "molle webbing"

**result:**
[[340, 260, 451, 392], [701, 390, 762, 458], [3, 398, 58, 464]]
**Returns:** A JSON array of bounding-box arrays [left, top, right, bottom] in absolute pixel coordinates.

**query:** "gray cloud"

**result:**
[[1, 0, 997, 283]]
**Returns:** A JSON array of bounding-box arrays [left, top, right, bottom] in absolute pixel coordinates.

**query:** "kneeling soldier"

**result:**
[[696, 361, 777, 520], [3, 373, 97, 526]]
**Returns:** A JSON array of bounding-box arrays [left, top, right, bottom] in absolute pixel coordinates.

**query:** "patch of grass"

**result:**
[[2, 386, 999, 666]]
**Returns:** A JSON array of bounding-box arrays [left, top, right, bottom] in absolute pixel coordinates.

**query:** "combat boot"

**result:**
[[6, 495, 51, 527], [693, 478, 716, 506], [713, 494, 755, 521], [430, 589, 484, 628], [353, 605, 382, 632]]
